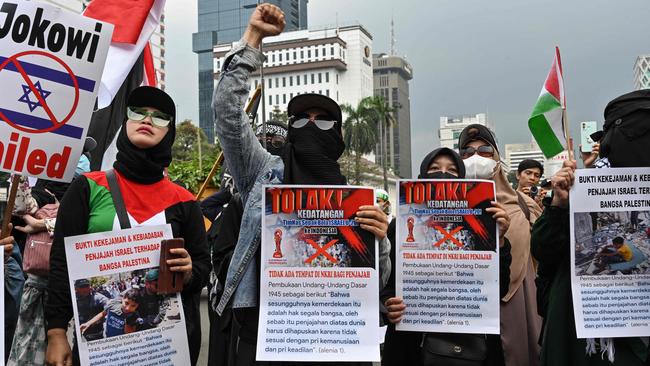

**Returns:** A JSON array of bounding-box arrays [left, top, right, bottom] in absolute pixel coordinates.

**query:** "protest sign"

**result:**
[[257, 185, 380, 362], [65, 224, 191, 366], [570, 167, 650, 338], [395, 179, 500, 334], [1, 255, 4, 366], [0, 1, 112, 181]]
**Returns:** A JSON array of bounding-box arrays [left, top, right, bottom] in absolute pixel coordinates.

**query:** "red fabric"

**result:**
[[84, 0, 155, 44], [544, 47, 564, 104], [143, 42, 157, 87], [86, 170, 195, 224]]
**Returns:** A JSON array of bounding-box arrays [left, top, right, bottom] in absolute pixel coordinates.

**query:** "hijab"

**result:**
[[418, 147, 466, 179]]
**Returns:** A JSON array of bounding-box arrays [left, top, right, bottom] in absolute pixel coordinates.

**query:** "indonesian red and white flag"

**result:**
[[83, 0, 165, 108]]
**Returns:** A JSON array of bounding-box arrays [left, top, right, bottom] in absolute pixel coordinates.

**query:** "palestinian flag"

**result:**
[[528, 47, 567, 158]]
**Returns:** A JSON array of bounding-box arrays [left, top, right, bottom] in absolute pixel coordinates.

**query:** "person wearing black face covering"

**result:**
[[45, 86, 210, 366], [212, 4, 391, 365], [381, 148, 513, 366]]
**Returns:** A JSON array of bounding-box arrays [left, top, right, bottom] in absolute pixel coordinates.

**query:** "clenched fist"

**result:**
[[243, 3, 286, 48]]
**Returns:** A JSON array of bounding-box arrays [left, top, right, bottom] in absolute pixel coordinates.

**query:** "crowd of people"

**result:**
[[2, 3, 650, 366]]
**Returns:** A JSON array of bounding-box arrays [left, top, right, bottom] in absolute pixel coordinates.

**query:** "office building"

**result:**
[[504, 141, 546, 176], [194, 0, 308, 142], [438, 113, 494, 150], [634, 55, 650, 90], [373, 53, 413, 178], [213, 23, 374, 139]]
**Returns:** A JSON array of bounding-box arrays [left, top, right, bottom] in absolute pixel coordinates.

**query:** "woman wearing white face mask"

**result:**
[[458, 125, 543, 366]]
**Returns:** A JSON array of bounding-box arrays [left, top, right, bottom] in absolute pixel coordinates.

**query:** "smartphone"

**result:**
[[580, 121, 598, 153], [158, 238, 185, 294]]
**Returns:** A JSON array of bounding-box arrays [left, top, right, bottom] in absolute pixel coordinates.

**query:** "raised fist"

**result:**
[[244, 3, 286, 48]]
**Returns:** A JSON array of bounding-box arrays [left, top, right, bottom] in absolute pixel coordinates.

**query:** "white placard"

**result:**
[[0, 1, 112, 181], [570, 167, 650, 338]]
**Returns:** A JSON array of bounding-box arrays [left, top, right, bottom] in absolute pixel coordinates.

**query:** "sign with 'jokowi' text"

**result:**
[[0, 1, 112, 181]]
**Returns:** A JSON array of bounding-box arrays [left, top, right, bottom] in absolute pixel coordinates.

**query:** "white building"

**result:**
[[42, 0, 167, 90], [213, 23, 374, 125], [504, 141, 546, 176], [438, 113, 494, 150], [634, 55, 650, 90]]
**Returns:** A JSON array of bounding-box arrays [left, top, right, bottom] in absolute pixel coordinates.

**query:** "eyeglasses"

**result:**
[[258, 135, 286, 148], [289, 113, 337, 130], [460, 145, 495, 159], [126, 106, 173, 128]]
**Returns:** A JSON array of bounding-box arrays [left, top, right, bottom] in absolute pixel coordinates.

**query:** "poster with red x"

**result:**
[[257, 185, 380, 362], [395, 179, 500, 334]]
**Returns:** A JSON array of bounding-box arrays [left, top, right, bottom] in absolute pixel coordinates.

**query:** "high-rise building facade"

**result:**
[[213, 23, 374, 135], [373, 54, 413, 178], [438, 113, 494, 151], [634, 55, 650, 90], [42, 0, 167, 89], [194, 0, 308, 142], [504, 141, 546, 175]]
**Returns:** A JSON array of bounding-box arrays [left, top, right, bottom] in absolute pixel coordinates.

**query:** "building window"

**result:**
[[290, 93, 293, 99], [275, 78, 279, 88], [279, 53, 282, 62], [283, 94, 286, 104], [285, 51, 289, 60], [275, 95, 279, 104], [336, 74, 339, 84], [304, 74, 307, 84], [311, 74, 315, 84], [315, 48, 319, 58], [336, 91, 339, 101], [297, 75, 300, 86], [269, 95, 272, 105], [453, 143, 459, 149], [452, 131, 462, 139], [282, 77, 286, 87], [318, 90, 322, 94], [271, 54, 275, 62], [293, 51, 297, 60], [300, 50, 304, 59], [330, 46, 334, 56], [325, 72, 329, 83], [307, 49, 311, 58], [289, 76, 293, 86], [326, 89, 329, 97], [318, 73, 322, 83], [268, 79, 272, 89]]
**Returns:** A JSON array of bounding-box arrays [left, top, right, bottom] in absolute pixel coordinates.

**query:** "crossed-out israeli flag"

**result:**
[[0, 55, 96, 140]]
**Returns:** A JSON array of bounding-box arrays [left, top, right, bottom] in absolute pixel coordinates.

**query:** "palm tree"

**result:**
[[364, 96, 399, 190], [341, 98, 378, 185]]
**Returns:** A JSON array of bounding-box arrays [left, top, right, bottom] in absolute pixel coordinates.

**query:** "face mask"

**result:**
[[463, 154, 497, 180], [421, 171, 458, 180]]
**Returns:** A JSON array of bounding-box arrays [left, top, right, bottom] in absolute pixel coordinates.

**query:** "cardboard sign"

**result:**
[[0, 1, 112, 181]]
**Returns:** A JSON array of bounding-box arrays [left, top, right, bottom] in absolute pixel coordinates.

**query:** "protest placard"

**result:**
[[395, 179, 500, 334], [256, 185, 380, 362], [64, 224, 191, 366], [0, 1, 112, 181], [570, 167, 650, 338]]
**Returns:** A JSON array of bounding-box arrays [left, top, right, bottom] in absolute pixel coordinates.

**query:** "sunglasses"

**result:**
[[290, 113, 337, 130], [460, 145, 495, 159], [258, 135, 286, 148], [126, 106, 173, 128]]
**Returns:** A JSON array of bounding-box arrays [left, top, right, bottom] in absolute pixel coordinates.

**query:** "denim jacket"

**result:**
[[212, 40, 391, 315]]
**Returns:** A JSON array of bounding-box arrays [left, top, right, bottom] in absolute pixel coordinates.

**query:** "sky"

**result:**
[[165, 0, 650, 174]]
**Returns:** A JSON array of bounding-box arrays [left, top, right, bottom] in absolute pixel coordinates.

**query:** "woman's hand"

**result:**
[[15, 214, 47, 234], [385, 297, 406, 324], [356, 205, 388, 240], [46, 329, 72, 366], [580, 142, 600, 168], [243, 3, 286, 48], [486, 202, 510, 246], [168, 248, 193, 284]]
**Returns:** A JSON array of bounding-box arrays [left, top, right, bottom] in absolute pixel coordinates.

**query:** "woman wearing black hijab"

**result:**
[[381, 148, 513, 366], [45, 87, 210, 366]]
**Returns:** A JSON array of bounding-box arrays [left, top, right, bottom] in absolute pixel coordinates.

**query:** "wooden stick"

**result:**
[[562, 108, 574, 161], [1, 175, 20, 239]]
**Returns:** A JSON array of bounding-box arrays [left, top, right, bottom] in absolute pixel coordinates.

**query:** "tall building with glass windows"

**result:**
[[438, 113, 494, 151], [193, 0, 308, 142], [634, 55, 650, 90]]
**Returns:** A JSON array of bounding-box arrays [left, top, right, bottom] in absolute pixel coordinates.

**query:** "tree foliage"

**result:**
[[341, 97, 378, 185], [168, 120, 221, 193]]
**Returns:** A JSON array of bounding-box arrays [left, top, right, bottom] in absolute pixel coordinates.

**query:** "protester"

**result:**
[[457, 125, 542, 366], [3, 227, 24, 365], [516, 159, 546, 207], [533, 90, 650, 366], [211, 4, 390, 364], [381, 147, 512, 366], [45, 86, 210, 366]]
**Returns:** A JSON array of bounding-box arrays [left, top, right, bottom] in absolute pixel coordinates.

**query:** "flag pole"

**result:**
[[195, 85, 263, 200], [562, 108, 574, 161]]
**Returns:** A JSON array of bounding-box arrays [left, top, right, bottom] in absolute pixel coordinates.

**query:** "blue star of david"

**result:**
[[18, 81, 51, 112]]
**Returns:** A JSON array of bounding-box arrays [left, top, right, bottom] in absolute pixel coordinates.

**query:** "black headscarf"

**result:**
[[113, 120, 175, 184], [418, 147, 466, 179], [282, 122, 346, 185]]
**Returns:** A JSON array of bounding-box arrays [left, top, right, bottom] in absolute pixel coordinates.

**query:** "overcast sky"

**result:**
[[165, 0, 650, 174]]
